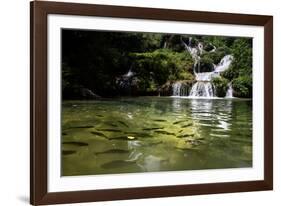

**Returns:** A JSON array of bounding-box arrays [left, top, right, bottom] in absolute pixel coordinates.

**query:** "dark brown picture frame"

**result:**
[[30, 1, 273, 205]]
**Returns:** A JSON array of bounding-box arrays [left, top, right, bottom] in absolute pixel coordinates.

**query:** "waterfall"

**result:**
[[214, 55, 234, 73], [189, 82, 214, 97], [195, 72, 217, 82], [225, 83, 233, 98], [116, 68, 136, 93], [172, 37, 234, 98], [188, 55, 233, 97], [124, 69, 134, 77], [210, 43, 216, 52], [172, 82, 189, 96]]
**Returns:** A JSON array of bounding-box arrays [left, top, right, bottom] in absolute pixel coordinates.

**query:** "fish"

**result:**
[[62, 150, 76, 155], [181, 123, 193, 128], [152, 119, 167, 122], [101, 160, 136, 169], [154, 130, 175, 136], [97, 128, 122, 132], [104, 121, 118, 127], [173, 120, 187, 124], [68, 125, 94, 129], [90, 131, 108, 138], [62, 141, 88, 146], [117, 121, 129, 127], [62, 132, 67, 136], [109, 136, 137, 141], [96, 114, 104, 117], [142, 127, 164, 131], [95, 149, 130, 155], [125, 132, 153, 138], [177, 133, 194, 138]]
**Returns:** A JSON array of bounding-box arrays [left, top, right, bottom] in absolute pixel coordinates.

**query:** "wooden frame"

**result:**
[[30, 1, 273, 205]]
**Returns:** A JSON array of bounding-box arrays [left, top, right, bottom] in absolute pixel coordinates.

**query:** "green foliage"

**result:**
[[178, 71, 194, 80], [230, 38, 252, 77], [202, 46, 231, 64], [221, 65, 238, 81], [131, 49, 194, 92], [232, 76, 252, 98], [198, 56, 214, 72], [204, 43, 215, 52], [202, 36, 227, 48], [189, 37, 198, 47], [61, 29, 253, 98], [162, 35, 187, 52], [211, 77, 229, 97]]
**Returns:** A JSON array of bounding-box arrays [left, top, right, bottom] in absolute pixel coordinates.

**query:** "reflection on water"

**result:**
[[62, 97, 252, 176]]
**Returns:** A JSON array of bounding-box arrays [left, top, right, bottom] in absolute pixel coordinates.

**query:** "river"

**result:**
[[62, 97, 252, 176]]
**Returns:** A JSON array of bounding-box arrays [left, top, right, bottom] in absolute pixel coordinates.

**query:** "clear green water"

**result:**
[[62, 97, 252, 176]]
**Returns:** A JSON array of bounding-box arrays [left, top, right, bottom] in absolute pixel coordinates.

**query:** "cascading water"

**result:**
[[116, 68, 136, 92], [225, 83, 233, 98], [172, 37, 234, 98], [172, 82, 189, 96], [123, 69, 134, 77], [214, 55, 234, 73], [189, 82, 214, 97], [189, 72, 215, 97]]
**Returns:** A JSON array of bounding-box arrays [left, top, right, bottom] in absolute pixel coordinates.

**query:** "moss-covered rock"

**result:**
[[196, 56, 214, 73], [204, 43, 215, 52], [159, 81, 173, 96]]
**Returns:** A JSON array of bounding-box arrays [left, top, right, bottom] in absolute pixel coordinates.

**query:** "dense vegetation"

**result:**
[[62, 30, 252, 99]]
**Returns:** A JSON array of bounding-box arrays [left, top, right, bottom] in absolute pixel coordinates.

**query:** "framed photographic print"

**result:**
[[30, 1, 273, 205]]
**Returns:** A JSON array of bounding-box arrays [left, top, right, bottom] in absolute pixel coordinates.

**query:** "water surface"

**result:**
[[62, 97, 252, 176]]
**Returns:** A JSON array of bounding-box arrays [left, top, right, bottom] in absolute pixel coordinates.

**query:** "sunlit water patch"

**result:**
[[62, 97, 252, 176]]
